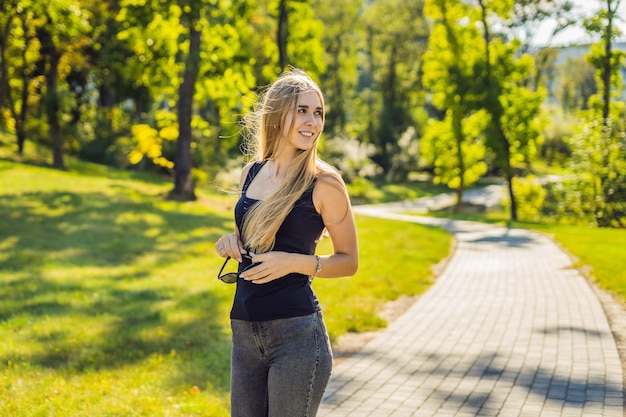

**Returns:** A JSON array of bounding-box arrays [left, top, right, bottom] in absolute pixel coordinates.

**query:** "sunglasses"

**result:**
[[217, 253, 254, 284]]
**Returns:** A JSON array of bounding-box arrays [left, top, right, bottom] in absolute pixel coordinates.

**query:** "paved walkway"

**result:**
[[319, 202, 624, 417]]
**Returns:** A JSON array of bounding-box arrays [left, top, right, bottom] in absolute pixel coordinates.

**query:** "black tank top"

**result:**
[[230, 161, 326, 321]]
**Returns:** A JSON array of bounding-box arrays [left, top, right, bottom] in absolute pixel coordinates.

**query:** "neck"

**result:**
[[267, 159, 287, 184], [269, 150, 297, 179]]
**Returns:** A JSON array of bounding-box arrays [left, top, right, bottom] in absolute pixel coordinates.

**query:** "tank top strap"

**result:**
[[241, 161, 267, 195]]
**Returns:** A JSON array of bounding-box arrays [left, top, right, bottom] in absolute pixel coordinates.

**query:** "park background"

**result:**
[[1, 0, 625, 415]]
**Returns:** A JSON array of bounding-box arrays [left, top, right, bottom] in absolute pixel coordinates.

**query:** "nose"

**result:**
[[305, 112, 319, 126]]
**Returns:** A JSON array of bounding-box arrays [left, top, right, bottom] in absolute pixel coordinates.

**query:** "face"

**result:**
[[279, 91, 324, 154]]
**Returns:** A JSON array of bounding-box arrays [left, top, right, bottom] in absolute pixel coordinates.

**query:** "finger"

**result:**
[[223, 237, 240, 260], [249, 252, 264, 264], [251, 274, 273, 284], [215, 241, 227, 258], [242, 264, 268, 281]]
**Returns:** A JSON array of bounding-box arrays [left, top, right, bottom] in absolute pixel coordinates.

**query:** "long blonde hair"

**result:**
[[241, 68, 325, 253]]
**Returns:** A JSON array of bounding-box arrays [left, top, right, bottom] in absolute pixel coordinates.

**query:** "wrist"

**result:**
[[311, 255, 322, 278]]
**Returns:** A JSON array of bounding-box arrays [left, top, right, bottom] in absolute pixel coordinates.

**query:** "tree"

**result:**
[[556, 55, 596, 113], [510, 0, 575, 51], [117, 0, 258, 200], [475, 0, 546, 221], [359, 0, 429, 180], [313, 0, 360, 136], [171, 12, 201, 200], [0, 0, 39, 154], [277, 0, 289, 70], [565, 0, 626, 227], [584, 0, 624, 126], [423, 0, 489, 208], [37, 0, 91, 169]]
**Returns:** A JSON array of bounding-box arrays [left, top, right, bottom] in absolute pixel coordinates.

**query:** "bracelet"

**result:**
[[312, 255, 322, 278]]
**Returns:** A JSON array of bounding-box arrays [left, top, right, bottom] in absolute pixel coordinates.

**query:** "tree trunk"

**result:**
[[17, 17, 30, 154], [366, 28, 375, 147], [170, 26, 201, 201], [478, 0, 517, 221], [332, 37, 346, 133], [0, 17, 11, 126], [277, 0, 289, 71], [1, 16, 29, 155], [452, 106, 465, 212], [601, 0, 615, 126], [47, 46, 65, 170]]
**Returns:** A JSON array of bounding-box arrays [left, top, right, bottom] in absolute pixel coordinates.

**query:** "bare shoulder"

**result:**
[[313, 160, 351, 223], [241, 161, 257, 177], [315, 160, 347, 190]]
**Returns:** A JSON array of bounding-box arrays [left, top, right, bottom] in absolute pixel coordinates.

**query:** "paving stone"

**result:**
[[318, 205, 624, 417]]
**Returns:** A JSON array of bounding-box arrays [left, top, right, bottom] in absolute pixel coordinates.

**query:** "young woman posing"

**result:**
[[214, 68, 358, 417]]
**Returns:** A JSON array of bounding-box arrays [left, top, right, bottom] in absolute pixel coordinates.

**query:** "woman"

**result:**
[[214, 68, 359, 417]]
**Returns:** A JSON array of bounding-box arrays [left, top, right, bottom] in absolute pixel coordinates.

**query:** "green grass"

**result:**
[[346, 176, 451, 204], [3, 131, 623, 415], [0, 133, 452, 416], [526, 223, 626, 304]]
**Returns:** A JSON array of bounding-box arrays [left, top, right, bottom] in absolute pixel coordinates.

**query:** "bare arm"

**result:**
[[240, 170, 358, 283], [309, 172, 359, 278]]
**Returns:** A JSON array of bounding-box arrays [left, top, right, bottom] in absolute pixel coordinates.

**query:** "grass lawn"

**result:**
[[0, 136, 452, 416], [526, 223, 626, 304]]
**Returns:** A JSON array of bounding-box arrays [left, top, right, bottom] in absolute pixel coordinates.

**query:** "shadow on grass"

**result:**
[[0, 186, 235, 392]]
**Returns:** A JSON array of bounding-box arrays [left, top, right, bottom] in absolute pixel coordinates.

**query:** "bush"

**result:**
[[508, 176, 546, 222], [347, 177, 385, 204], [540, 110, 574, 166], [320, 136, 380, 182]]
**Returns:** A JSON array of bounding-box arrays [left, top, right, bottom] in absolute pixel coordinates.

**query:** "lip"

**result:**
[[299, 131, 316, 137]]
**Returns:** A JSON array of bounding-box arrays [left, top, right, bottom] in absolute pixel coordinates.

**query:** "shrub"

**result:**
[[508, 176, 546, 222]]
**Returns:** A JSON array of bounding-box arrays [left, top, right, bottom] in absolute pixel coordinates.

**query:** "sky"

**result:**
[[529, 0, 626, 47]]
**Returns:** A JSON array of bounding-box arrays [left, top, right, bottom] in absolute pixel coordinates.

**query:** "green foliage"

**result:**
[[566, 118, 626, 227], [0, 0, 624, 223], [540, 179, 595, 224], [505, 176, 546, 222], [421, 110, 489, 190], [347, 177, 386, 203], [313, 0, 361, 136], [358, 0, 429, 178], [540, 108, 573, 166], [284, 1, 327, 75], [422, 0, 487, 193], [556, 55, 597, 113], [585, 43, 626, 111], [482, 37, 546, 173], [559, 7, 626, 228], [320, 135, 379, 182], [345, 175, 450, 205]]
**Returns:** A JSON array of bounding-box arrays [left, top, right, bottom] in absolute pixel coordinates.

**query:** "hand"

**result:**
[[215, 233, 246, 261], [240, 251, 293, 284]]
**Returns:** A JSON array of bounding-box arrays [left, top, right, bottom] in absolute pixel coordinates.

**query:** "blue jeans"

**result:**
[[230, 312, 333, 417]]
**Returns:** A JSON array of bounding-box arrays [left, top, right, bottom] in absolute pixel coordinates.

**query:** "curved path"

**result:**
[[319, 205, 623, 417]]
